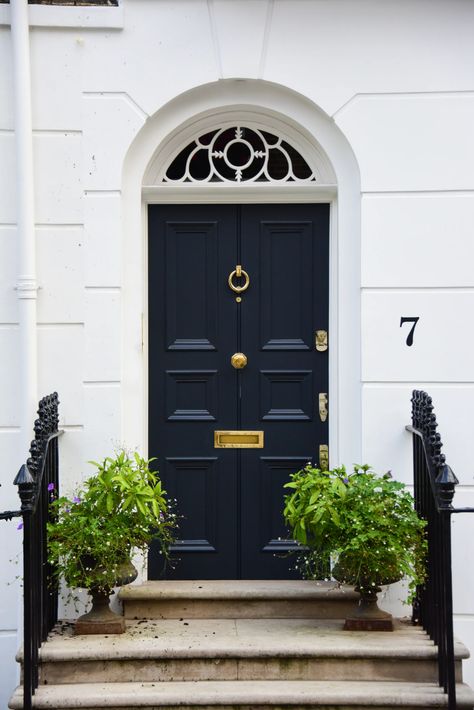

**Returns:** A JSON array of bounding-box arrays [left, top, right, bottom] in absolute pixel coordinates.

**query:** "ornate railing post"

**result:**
[[407, 389, 474, 710], [1, 393, 63, 710], [13, 463, 35, 710]]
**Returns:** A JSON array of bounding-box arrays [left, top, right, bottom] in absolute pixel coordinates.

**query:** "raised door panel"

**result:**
[[164, 221, 218, 351], [165, 457, 219, 554], [240, 455, 310, 579], [260, 220, 314, 351], [259, 457, 311, 554], [260, 370, 313, 421], [166, 370, 218, 421]]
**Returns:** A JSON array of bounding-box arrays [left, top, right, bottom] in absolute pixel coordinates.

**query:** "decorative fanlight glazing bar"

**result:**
[[163, 126, 317, 184]]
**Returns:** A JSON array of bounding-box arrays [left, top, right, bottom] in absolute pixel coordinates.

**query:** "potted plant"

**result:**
[[283, 464, 427, 630], [47, 450, 177, 634]]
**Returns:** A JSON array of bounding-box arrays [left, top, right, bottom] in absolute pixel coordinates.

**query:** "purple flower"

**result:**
[[47, 483, 55, 492], [343, 477, 349, 484], [73, 496, 81, 504], [17, 522, 23, 530]]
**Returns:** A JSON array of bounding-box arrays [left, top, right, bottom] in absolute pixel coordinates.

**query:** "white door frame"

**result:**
[[122, 80, 361, 468]]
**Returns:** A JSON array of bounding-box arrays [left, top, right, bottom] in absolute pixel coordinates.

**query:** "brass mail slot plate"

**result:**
[[214, 430, 264, 448]]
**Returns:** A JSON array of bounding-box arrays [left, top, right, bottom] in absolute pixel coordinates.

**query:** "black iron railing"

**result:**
[[407, 390, 474, 710], [0, 393, 63, 710]]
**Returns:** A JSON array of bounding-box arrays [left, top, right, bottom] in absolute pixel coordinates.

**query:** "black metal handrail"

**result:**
[[0, 393, 63, 710], [407, 390, 474, 710]]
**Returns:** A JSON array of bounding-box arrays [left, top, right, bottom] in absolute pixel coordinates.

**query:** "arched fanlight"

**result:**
[[163, 126, 316, 184]]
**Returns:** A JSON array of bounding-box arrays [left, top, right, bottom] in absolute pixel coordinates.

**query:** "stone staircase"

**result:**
[[9, 581, 474, 709]]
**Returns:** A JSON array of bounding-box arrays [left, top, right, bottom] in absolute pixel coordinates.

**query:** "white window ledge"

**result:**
[[0, 3, 123, 28]]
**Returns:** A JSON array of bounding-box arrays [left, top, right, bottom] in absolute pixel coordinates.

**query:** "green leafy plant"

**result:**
[[47, 450, 178, 592], [283, 464, 427, 600]]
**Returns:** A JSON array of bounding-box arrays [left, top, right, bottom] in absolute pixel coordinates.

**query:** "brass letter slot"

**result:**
[[214, 430, 264, 448]]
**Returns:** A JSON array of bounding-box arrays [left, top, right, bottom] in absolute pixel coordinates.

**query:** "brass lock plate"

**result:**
[[319, 444, 329, 471], [214, 430, 264, 448], [315, 330, 328, 352], [319, 393, 328, 422]]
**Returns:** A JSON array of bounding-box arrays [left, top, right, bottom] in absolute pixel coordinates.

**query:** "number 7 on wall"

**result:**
[[400, 317, 420, 347]]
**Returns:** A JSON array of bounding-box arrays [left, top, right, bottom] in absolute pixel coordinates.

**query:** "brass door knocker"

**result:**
[[228, 265, 250, 294]]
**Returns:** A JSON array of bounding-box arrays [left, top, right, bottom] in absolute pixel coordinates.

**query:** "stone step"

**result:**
[[120, 581, 360, 620], [9, 680, 474, 709], [35, 618, 467, 686]]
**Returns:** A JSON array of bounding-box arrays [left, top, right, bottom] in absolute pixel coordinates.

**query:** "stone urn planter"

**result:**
[[75, 558, 138, 635], [47, 450, 178, 637], [283, 465, 427, 634], [332, 553, 402, 632]]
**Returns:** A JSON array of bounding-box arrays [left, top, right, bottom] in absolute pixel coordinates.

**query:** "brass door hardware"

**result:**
[[228, 265, 250, 294], [231, 352, 248, 369], [319, 393, 328, 422], [214, 430, 264, 448], [319, 444, 329, 471], [315, 330, 328, 352]]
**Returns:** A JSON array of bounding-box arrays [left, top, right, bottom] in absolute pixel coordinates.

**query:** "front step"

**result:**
[[120, 580, 359, 620], [9, 582, 474, 709], [36, 618, 464, 685], [9, 680, 474, 709]]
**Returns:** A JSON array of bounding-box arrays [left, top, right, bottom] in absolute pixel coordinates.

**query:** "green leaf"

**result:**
[[106, 492, 114, 512]]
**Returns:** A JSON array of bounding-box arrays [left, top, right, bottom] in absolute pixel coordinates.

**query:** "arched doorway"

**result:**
[[121, 81, 361, 579]]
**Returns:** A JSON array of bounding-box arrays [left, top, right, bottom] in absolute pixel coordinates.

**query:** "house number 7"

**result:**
[[400, 317, 420, 347]]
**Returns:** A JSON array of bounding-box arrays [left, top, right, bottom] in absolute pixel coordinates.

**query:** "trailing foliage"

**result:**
[[47, 450, 177, 592], [283, 464, 427, 600]]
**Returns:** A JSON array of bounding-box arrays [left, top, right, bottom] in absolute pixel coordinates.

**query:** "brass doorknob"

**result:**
[[231, 352, 247, 369]]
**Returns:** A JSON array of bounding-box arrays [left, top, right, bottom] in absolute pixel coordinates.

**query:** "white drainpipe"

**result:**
[[11, 0, 37, 456]]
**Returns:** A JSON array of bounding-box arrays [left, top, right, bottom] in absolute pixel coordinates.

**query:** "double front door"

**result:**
[[148, 203, 329, 579]]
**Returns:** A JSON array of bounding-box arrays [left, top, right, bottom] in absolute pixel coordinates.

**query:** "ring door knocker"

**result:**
[[228, 264, 250, 294]]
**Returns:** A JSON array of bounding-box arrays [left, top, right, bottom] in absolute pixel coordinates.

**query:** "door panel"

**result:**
[[259, 219, 315, 351], [240, 455, 312, 575], [260, 370, 313, 421], [165, 370, 218, 422], [164, 220, 219, 351], [148, 203, 329, 580], [164, 457, 219, 553]]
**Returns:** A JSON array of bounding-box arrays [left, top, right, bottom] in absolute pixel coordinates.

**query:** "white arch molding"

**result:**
[[122, 80, 361, 467]]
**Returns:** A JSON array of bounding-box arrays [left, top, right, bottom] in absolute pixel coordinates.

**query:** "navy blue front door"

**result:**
[[148, 204, 329, 579]]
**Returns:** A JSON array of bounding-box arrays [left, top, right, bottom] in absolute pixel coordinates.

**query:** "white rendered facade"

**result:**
[[1, 0, 474, 704]]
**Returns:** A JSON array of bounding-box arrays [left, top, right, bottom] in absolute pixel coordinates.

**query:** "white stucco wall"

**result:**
[[0, 0, 474, 703]]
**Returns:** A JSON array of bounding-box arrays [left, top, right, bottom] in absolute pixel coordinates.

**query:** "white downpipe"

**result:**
[[11, 0, 37, 456]]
